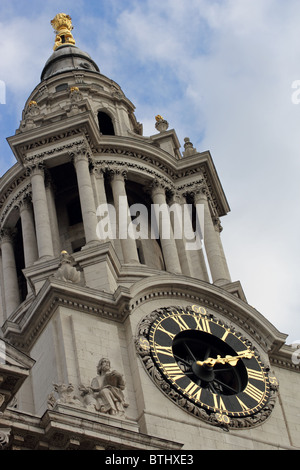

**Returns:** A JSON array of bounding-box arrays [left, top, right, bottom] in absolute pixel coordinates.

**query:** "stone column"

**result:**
[[110, 168, 139, 264], [177, 192, 210, 281], [29, 164, 55, 260], [151, 183, 181, 274], [0, 229, 21, 316], [194, 187, 231, 285], [45, 176, 61, 256], [71, 148, 99, 247], [18, 197, 38, 267], [91, 165, 107, 207], [168, 192, 191, 276]]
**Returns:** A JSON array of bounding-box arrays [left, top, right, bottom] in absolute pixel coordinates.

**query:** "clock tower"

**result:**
[[0, 14, 299, 451]]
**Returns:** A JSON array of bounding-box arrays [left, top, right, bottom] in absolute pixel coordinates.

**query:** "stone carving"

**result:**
[[47, 383, 82, 409], [0, 427, 11, 450], [80, 358, 128, 416], [182, 137, 197, 157], [47, 359, 128, 417], [54, 250, 83, 285], [51, 13, 76, 50], [155, 115, 169, 133]]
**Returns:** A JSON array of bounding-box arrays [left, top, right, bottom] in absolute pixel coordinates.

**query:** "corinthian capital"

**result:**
[[0, 228, 15, 244], [106, 165, 128, 181], [69, 141, 92, 165]]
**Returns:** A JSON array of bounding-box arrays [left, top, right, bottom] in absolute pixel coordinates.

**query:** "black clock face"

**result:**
[[148, 305, 271, 418]]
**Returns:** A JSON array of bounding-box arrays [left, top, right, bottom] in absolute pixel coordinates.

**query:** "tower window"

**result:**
[[98, 111, 115, 135]]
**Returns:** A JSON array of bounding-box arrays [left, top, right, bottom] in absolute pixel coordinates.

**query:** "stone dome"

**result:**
[[41, 45, 100, 80]]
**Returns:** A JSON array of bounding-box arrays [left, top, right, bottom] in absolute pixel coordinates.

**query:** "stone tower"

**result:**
[[0, 14, 299, 451]]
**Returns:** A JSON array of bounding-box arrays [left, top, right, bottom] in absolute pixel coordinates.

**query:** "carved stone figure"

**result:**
[[80, 358, 128, 416], [54, 250, 83, 285], [47, 383, 82, 409]]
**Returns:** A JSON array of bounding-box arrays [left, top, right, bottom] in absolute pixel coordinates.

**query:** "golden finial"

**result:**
[[51, 13, 76, 51], [155, 115, 164, 122]]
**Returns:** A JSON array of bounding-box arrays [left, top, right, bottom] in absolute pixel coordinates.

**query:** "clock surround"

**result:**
[[136, 304, 279, 429]]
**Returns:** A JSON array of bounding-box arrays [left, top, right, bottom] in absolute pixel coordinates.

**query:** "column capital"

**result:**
[[90, 164, 105, 179], [149, 179, 167, 197], [107, 165, 128, 182], [15, 194, 33, 214], [26, 162, 45, 178], [69, 142, 92, 165], [0, 228, 15, 244]]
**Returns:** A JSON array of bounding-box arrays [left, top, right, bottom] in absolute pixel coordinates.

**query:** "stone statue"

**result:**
[[81, 358, 127, 416], [54, 250, 83, 285]]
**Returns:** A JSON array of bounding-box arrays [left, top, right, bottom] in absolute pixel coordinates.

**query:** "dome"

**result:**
[[41, 45, 100, 80]]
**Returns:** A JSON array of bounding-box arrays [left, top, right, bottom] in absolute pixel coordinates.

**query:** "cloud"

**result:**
[[0, 1, 299, 341]]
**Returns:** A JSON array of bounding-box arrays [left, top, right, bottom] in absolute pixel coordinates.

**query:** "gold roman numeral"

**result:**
[[154, 344, 174, 357], [193, 315, 211, 334], [212, 394, 227, 412], [243, 383, 264, 402], [162, 363, 185, 382], [247, 368, 265, 382], [171, 314, 190, 332], [236, 396, 250, 412], [221, 329, 230, 342], [156, 324, 175, 340], [184, 382, 202, 401]]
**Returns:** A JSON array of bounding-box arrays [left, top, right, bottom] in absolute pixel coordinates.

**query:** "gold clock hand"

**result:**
[[196, 350, 254, 368]]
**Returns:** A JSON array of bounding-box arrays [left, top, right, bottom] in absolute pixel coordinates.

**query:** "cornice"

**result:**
[[2, 278, 132, 351], [128, 274, 288, 355]]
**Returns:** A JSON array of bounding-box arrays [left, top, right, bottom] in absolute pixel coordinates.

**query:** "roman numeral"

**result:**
[[171, 314, 190, 332], [154, 344, 174, 357], [243, 383, 264, 402], [162, 363, 185, 382], [247, 368, 265, 382], [212, 394, 227, 412], [193, 315, 211, 334], [156, 324, 175, 340], [236, 396, 250, 412], [221, 329, 230, 342], [184, 382, 202, 401]]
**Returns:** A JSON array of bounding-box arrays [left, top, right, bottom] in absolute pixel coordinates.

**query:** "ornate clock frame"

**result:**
[[135, 305, 279, 430]]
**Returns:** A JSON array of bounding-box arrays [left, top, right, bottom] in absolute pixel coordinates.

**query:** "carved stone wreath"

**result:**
[[135, 306, 279, 430]]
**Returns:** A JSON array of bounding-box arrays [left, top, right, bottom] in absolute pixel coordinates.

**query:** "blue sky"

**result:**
[[0, 0, 299, 343]]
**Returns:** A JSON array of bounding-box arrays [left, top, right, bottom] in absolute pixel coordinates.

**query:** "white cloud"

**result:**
[[0, 1, 299, 341]]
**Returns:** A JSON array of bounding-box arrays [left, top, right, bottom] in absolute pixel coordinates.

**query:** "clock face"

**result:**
[[136, 305, 278, 428]]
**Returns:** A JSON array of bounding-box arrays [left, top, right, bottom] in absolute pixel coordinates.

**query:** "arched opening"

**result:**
[[98, 111, 115, 135]]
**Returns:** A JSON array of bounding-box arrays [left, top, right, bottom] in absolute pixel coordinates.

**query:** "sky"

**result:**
[[0, 0, 299, 344]]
